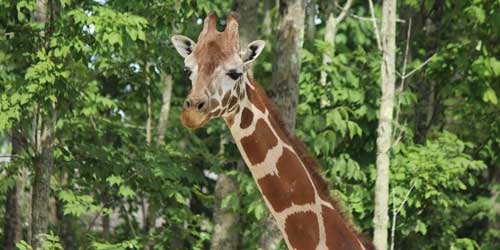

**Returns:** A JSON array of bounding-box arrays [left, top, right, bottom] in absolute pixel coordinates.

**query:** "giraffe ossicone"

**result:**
[[171, 11, 371, 250]]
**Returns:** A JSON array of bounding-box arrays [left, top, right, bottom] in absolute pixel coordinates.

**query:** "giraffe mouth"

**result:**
[[180, 109, 210, 129]]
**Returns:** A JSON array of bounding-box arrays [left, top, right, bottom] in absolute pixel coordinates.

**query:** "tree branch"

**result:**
[[390, 183, 416, 250], [393, 18, 412, 143], [367, 0, 382, 50], [333, 2, 407, 24], [335, 0, 354, 23], [402, 54, 436, 79], [121, 202, 137, 237]]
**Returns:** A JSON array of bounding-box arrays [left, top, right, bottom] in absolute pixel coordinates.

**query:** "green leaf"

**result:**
[[415, 220, 428, 235], [254, 203, 266, 220], [483, 88, 498, 105], [174, 192, 186, 205], [118, 185, 135, 198], [16, 240, 33, 250], [106, 175, 124, 186]]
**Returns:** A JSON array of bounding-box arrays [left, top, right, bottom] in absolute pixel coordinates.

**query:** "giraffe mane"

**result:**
[[247, 76, 375, 250]]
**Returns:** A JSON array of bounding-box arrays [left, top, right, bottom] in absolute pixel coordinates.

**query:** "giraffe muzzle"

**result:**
[[181, 96, 211, 129]]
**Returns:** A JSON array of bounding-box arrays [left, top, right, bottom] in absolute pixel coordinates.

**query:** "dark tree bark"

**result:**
[[209, 172, 240, 250], [259, 0, 306, 249], [3, 127, 26, 250], [234, 0, 259, 47], [32, 115, 55, 250], [269, 0, 306, 131], [210, 133, 241, 250], [31, 1, 55, 248]]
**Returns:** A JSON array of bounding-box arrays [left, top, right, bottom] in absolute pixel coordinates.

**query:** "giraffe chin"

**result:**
[[180, 109, 210, 129]]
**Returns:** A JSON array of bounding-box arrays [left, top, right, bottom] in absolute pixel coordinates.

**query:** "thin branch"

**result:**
[[86, 206, 105, 232], [397, 183, 416, 214], [121, 202, 137, 237], [334, 4, 406, 23], [392, 119, 407, 147], [393, 18, 412, 141], [390, 183, 416, 250], [402, 54, 436, 79], [335, 0, 354, 23], [367, 0, 382, 50]]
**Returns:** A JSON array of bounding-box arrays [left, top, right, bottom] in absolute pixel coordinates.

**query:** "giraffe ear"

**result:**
[[171, 35, 196, 58], [241, 40, 266, 65]]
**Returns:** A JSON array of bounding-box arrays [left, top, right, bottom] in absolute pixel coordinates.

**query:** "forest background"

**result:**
[[0, 0, 499, 249]]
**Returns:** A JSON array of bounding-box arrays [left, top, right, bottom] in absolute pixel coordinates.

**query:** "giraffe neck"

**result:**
[[223, 75, 366, 250]]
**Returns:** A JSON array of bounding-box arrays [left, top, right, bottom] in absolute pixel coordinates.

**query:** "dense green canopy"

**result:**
[[0, 0, 498, 249]]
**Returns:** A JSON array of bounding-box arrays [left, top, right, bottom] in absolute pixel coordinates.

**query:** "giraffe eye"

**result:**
[[227, 71, 242, 80], [184, 67, 192, 76]]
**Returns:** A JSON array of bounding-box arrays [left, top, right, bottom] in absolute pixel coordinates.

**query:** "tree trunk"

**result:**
[[27, 186, 33, 245], [143, 73, 175, 250], [262, 0, 274, 36], [3, 127, 26, 250], [373, 0, 396, 249], [155, 73, 173, 145], [259, 0, 306, 249], [31, 1, 54, 249], [319, 13, 337, 86], [269, 0, 306, 131], [234, 0, 259, 47], [210, 172, 240, 250], [32, 113, 55, 250], [257, 218, 283, 250], [306, 0, 316, 42]]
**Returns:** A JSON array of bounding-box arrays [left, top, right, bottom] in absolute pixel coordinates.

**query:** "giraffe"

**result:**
[[171, 12, 371, 250]]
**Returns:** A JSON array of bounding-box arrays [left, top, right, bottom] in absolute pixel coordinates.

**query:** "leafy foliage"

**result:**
[[0, 0, 499, 249]]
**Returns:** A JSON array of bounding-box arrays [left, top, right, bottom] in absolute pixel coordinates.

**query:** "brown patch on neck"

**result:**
[[244, 76, 372, 249], [257, 147, 315, 212], [285, 211, 320, 250], [322, 205, 365, 250], [240, 107, 253, 129], [240, 119, 278, 165]]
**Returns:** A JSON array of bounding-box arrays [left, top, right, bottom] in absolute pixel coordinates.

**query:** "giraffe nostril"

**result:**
[[197, 101, 206, 111], [184, 99, 191, 109]]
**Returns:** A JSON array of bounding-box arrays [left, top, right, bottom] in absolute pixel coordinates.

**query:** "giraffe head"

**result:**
[[171, 12, 265, 129]]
